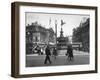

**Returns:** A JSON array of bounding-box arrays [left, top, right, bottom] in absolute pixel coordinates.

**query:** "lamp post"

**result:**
[[55, 20, 57, 48]]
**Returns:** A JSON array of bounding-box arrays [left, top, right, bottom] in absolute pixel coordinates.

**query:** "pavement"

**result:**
[[26, 50, 89, 67]]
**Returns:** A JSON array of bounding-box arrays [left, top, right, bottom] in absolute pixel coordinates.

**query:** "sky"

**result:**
[[26, 12, 89, 37]]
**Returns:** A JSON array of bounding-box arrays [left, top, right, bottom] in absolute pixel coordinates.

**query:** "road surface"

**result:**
[[26, 50, 89, 67]]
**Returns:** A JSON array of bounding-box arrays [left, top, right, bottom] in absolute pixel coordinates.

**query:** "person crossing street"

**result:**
[[44, 45, 52, 64]]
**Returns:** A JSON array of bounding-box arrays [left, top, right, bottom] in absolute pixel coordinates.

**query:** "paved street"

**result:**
[[26, 50, 89, 67]]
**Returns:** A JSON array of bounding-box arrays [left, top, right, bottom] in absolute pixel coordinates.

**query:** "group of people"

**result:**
[[32, 45, 44, 55], [44, 45, 74, 64]]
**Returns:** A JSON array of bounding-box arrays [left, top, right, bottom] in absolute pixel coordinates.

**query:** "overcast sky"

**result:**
[[26, 12, 89, 37]]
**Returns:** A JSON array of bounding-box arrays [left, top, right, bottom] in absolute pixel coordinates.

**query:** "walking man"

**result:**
[[44, 45, 52, 64], [66, 45, 74, 61]]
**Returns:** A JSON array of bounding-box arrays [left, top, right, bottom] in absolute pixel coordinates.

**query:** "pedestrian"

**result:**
[[44, 45, 52, 64], [53, 47, 57, 59], [40, 48, 44, 55], [66, 45, 74, 61], [37, 46, 41, 55]]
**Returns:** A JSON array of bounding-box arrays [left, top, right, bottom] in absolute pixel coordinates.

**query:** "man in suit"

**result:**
[[44, 45, 52, 64]]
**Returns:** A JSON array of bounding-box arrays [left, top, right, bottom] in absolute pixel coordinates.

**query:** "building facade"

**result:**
[[72, 18, 90, 52], [26, 22, 55, 54]]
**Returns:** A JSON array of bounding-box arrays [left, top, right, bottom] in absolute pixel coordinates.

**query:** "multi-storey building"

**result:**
[[26, 22, 55, 54], [72, 18, 90, 52]]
